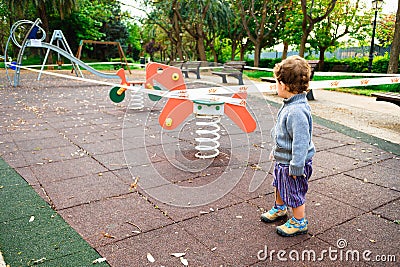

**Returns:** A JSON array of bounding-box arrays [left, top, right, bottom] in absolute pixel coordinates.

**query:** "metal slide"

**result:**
[[29, 41, 120, 79]]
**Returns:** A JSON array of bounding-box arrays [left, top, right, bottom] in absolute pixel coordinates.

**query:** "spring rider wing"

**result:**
[[224, 93, 257, 133], [145, 62, 193, 130]]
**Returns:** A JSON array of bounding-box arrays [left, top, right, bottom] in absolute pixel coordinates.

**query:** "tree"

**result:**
[[237, 0, 289, 67], [376, 13, 396, 48], [277, 1, 301, 59], [10, 0, 79, 41], [10, 0, 80, 64], [172, 0, 231, 61], [102, 3, 129, 59], [309, 0, 371, 70], [125, 21, 143, 61], [222, 1, 250, 61], [142, 0, 185, 61], [299, 0, 337, 57], [145, 38, 161, 61], [203, 1, 232, 62], [70, 0, 112, 42], [0, 0, 10, 53], [388, 0, 400, 74]]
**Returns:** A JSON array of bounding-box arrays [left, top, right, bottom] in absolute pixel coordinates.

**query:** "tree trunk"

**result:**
[[388, 0, 400, 74], [231, 41, 238, 61], [172, 8, 183, 60], [211, 43, 218, 62], [196, 25, 207, 61], [254, 42, 261, 67], [38, 4, 54, 68], [319, 47, 327, 71], [176, 38, 183, 60], [299, 26, 312, 57], [282, 41, 288, 59], [239, 42, 246, 61]]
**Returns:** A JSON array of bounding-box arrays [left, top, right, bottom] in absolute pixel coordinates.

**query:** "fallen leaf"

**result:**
[[126, 221, 142, 232], [171, 252, 186, 257], [394, 220, 400, 225], [236, 215, 243, 219], [130, 177, 139, 190], [250, 164, 262, 171], [315, 203, 321, 206], [147, 253, 155, 263], [29, 216, 35, 222], [31, 258, 46, 264], [180, 257, 189, 266], [211, 247, 217, 251], [102, 232, 115, 239], [92, 257, 107, 264], [369, 239, 376, 243]]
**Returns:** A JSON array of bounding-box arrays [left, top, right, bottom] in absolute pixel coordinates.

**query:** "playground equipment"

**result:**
[[4, 18, 121, 86], [38, 29, 82, 80], [110, 62, 257, 158], [75, 40, 131, 74]]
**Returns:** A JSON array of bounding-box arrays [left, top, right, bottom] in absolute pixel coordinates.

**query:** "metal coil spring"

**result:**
[[128, 91, 144, 110], [195, 115, 221, 159]]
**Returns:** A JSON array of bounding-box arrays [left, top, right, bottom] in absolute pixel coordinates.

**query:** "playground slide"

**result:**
[[28, 42, 120, 79]]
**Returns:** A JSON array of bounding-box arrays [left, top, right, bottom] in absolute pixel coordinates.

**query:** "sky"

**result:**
[[369, 0, 398, 13], [118, 0, 399, 16], [118, 0, 146, 18]]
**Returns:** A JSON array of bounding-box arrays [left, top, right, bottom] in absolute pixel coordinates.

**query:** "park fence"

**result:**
[[259, 45, 392, 60]]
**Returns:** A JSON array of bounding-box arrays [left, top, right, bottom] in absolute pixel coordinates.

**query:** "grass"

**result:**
[[0, 58, 141, 71], [324, 84, 400, 96], [244, 70, 399, 96]]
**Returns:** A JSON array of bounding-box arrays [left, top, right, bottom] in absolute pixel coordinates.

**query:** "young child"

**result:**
[[261, 55, 315, 237]]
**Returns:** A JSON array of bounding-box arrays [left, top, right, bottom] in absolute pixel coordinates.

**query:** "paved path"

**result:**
[[0, 69, 399, 266]]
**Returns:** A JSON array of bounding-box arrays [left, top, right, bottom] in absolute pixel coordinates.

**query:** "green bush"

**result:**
[[325, 54, 399, 73], [371, 54, 389, 73], [244, 58, 282, 68]]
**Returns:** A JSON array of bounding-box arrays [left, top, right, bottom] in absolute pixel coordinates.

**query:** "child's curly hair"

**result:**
[[273, 55, 312, 94]]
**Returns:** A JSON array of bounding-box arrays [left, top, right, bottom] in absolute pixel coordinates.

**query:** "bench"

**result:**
[[169, 61, 184, 68], [181, 61, 201, 79], [212, 61, 246, 85], [261, 77, 275, 83], [331, 65, 349, 72], [371, 92, 400, 106], [304, 60, 319, 100]]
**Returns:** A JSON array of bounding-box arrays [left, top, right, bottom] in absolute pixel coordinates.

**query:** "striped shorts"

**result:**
[[272, 159, 313, 208]]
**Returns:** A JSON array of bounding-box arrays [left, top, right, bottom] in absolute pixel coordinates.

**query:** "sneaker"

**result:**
[[261, 206, 287, 223], [276, 218, 308, 237]]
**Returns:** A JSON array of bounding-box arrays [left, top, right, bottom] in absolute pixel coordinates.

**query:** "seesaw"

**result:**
[[109, 62, 257, 159]]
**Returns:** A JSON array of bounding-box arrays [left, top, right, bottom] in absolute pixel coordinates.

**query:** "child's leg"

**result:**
[[275, 188, 284, 206], [292, 203, 305, 220], [261, 187, 287, 223]]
